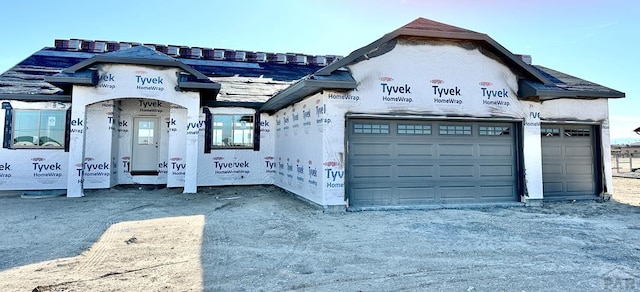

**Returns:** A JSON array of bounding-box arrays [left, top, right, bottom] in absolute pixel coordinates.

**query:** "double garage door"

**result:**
[[347, 119, 519, 208]]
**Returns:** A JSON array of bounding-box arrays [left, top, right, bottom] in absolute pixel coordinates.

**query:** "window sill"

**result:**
[[211, 147, 254, 150]]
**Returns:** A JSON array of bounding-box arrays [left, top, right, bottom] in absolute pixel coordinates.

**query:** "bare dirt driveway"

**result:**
[[0, 178, 639, 291]]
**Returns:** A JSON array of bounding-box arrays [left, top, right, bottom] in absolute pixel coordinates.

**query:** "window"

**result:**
[[398, 124, 431, 135], [136, 120, 155, 145], [479, 126, 510, 136], [354, 123, 389, 134], [541, 128, 560, 137], [439, 125, 471, 135], [564, 128, 590, 137], [212, 114, 254, 148], [12, 110, 65, 148]]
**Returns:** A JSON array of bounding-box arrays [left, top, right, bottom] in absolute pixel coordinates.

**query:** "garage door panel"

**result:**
[[480, 185, 516, 198], [350, 187, 393, 204], [565, 146, 592, 157], [566, 181, 594, 193], [479, 164, 513, 177], [566, 164, 593, 175], [351, 142, 392, 157], [351, 165, 392, 179], [439, 186, 477, 200], [542, 145, 562, 157], [438, 144, 474, 156], [479, 144, 513, 156], [543, 182, 564, 193], [397, 187, 436, 203], [440, 165, 474, 177], [542, 163, 563, 175], [397, 143, 434, 157], [397, 164, 434, 178]]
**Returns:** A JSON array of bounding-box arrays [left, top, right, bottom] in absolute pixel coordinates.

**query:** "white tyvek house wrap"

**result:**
[[83, 101, 115, 189], [113, 98, 172, 185], [69, 64, 200, 196], [521, 101, 543, 199], [343, 41, 524, 118], [273, 40, 612, 205], [109, 101, 120, 187], [197, 108, 276, 186], [0, 101, 70, 190], [166, 105, 187, 187], [273, 97, 324, 205]]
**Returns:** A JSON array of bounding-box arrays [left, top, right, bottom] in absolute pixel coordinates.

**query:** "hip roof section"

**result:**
[[0, 40, 337, 103], [0, 18, 625, 105]]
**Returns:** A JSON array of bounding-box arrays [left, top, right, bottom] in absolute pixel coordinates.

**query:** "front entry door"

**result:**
[[131, 117, 159, 175]]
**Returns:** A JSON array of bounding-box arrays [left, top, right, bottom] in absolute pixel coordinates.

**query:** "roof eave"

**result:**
[[201, 100, 264, 109], [0, 93, 72, 102], [519, 80, 626, 100], [261, 78, 357, 113], [178, 80, 221, 91], [178, 80, 221, 102], [63, 55, 210, 81], [538, 91, 626, 101], [44, 70, 98, 88]]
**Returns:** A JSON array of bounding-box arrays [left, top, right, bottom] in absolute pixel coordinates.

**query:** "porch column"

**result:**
[[183, 101, 199, 193], [66, 105, 87, 197], [522, 103, 543, 205], [601, 119, 613, 197]]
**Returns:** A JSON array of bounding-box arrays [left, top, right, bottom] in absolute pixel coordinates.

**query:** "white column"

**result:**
[[601, 118, 613, 196], [66, 105, 87, 197], [183, 100, 199, 194], [522, 103, 543, 202]]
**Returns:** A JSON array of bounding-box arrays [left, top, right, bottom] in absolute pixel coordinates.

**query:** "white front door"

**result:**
[[131, 117, 159, 174]]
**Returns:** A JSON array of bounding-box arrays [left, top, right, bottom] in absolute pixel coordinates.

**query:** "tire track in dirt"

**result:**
[[73, 204, 153, 273], [201, 194, 321, 290]]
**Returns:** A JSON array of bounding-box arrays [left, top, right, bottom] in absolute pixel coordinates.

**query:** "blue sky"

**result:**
[[1, 0, 637, 141]]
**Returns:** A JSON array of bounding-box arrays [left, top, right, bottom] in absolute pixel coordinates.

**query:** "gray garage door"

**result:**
[[347, 119, 518, 208], [541, 124, 599, 200]]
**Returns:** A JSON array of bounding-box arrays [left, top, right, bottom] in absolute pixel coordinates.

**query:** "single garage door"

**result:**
[[541, 124, 599, 200], [347, 119, 519, 208]]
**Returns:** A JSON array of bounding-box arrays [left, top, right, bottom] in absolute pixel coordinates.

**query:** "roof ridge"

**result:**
[[398, 17, 481, 34], [51, 39, 341, 66]]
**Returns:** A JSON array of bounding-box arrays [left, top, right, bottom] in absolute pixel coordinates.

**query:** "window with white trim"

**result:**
[[354, 123, 389, 134], [212, 114, 254, 148], [541, 128, 560, 137], [398, 124, 431, 135], [479, 126, 510, 136], [564, 128, 590, 137], [439, 125, 471, 135], [12, 110, 65, 148]]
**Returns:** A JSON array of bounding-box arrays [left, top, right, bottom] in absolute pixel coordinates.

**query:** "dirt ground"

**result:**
[[0, 179, 639, 291]]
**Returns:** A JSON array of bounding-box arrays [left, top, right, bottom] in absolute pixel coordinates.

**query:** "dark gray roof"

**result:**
[[261, 70, 357, 113], [44, 46, 221, 100], [0, 39, 338, 103], [270, 17, 625, 109], [315, 18, 554, 86], [518, 65, 625, 99], [0, 19, 626, 107], [60, 45, 210, 80]]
